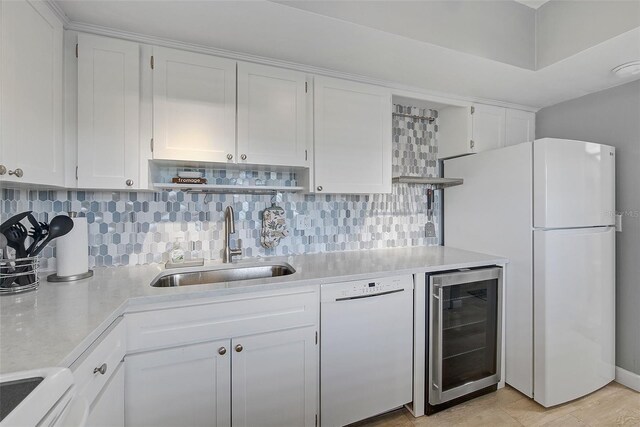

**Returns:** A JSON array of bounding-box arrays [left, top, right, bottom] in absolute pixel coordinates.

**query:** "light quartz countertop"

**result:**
[[0, 245, 507, 375]]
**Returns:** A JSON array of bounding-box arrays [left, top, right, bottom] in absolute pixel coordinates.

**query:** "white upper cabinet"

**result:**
[[437, 106, 472, 160], [437, 104, 534, 159], [237, 62, 308, 167], [77, 34, 140, 189], [0, 0, 64, 186], [505, 108, 535, 146], [152, 47, 236, 163], [471, 104, 506, 153], [314, 77, 392, 194]]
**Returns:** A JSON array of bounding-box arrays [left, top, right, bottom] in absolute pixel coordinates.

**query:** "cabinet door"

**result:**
[[232, 327, 317, 427], [471, 104, 506, 153], [0, 0, 64, 186], [505, 109, 535, 146], [314, 77, 391, 194], [437, 106, 473, 160], [126, 341, 231, 427], [86, 361, 124, 427], [237, 62, 307, 167], [152, 47, 236, 163], [77, 34, 140, 190]]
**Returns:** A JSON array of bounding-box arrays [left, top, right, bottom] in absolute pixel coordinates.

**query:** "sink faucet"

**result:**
[[223, 206, 242, 263]]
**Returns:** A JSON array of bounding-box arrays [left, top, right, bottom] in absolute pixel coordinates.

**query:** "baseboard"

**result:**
[[615, 366, 640, 392]]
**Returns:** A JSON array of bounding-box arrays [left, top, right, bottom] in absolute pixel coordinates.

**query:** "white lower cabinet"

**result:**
[[86, 361, 125, 427], [125, 340, 231, 427], [232, 327, 317, 427], [71, 318, 126, 427], [124, 288, 319, 427]]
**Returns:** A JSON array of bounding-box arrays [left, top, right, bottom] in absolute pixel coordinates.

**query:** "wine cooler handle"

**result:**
[[432, 284, 444, 404]]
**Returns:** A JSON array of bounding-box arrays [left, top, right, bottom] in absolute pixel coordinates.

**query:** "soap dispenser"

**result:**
[[169, 238, 185, 264]]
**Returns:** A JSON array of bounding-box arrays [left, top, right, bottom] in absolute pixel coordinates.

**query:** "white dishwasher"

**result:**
[[320, 275, 414, 427]]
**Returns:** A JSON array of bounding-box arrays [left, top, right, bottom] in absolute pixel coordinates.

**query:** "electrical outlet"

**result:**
[[295, 215, 311, 230], [425, 222, 437, 238]]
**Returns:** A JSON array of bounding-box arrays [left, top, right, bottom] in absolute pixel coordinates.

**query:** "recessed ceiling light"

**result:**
[[612, 61, 640, 77]]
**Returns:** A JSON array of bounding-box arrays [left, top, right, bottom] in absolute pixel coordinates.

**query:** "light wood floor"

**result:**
[[355, 382, 640, 427]]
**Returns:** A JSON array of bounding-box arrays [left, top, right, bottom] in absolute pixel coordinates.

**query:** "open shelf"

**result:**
[[153, 183, 305, 194], [392, 176, 463, 188]]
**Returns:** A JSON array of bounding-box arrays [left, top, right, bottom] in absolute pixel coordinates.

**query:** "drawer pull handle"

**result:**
[[218, 347, 227, 355], [93, 363, 107, 375], [235, 344, 243, 352]]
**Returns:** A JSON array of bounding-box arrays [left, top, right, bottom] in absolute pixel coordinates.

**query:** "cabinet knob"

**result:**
[[218, 347, 227, 355], [93, 363, 107, 375], [0, 165, 6, 175], [470, 140, 475, 149], [240, 154, 247, 160], [316, 186, 323, 192], [227, 154, 233, 160], [235, 344, 243, 353], [126, 179, 134, 187], [8, 168, 23, 178]]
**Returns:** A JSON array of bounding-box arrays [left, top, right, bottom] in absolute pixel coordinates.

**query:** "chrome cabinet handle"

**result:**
[[218, 347, 227, 355], [8, 168, 23, 178], [0, 165, 6, 175], [235, 344, 243, 352], [316, 186, 323, 192], [126, 179, 133, 187], [227, 154, 233, 160], [93, 363, 107, 375], [240, 154, 247, 160]]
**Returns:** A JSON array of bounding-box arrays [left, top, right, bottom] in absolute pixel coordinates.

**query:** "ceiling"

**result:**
[[273, 1, 537, 70], [55, 0, 640, 110]]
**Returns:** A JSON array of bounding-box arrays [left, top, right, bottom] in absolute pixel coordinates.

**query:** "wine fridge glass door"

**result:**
[[429, 267, 502, 405]]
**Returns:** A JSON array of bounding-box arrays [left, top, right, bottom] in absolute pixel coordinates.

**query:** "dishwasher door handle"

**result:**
[[335, 288, 405, 301]]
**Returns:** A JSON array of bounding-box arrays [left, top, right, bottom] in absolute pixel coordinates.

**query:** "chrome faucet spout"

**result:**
[[223, 205, 242, 263], [225, 206, 235, 234]]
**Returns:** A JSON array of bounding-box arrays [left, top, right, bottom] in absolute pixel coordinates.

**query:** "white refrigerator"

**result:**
[[444, 138, 615, 407]]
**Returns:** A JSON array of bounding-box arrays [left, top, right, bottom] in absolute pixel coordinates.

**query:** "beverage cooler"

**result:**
[[426, 267, 503, 414]]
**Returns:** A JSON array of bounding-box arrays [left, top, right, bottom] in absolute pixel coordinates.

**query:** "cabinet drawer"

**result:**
[[71, 318, 126, 406], [126, 288, 318, 352]]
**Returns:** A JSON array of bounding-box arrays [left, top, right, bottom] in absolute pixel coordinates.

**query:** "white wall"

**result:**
[[536, 80, 640, 376], [536, 0, 640, 69]]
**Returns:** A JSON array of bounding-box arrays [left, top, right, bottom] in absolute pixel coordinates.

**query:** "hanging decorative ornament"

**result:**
[[261, 194, 289, 249]]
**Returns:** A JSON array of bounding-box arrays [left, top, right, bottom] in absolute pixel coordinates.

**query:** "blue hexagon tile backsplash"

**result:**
[[0, 104, 440, 270]]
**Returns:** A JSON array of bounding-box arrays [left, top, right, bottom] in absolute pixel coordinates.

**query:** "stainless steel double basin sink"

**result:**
[[150, 263, 296, 288]]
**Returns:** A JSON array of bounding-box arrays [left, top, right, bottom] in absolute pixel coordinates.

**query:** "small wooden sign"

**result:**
[[171, 177, 208, 185]]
